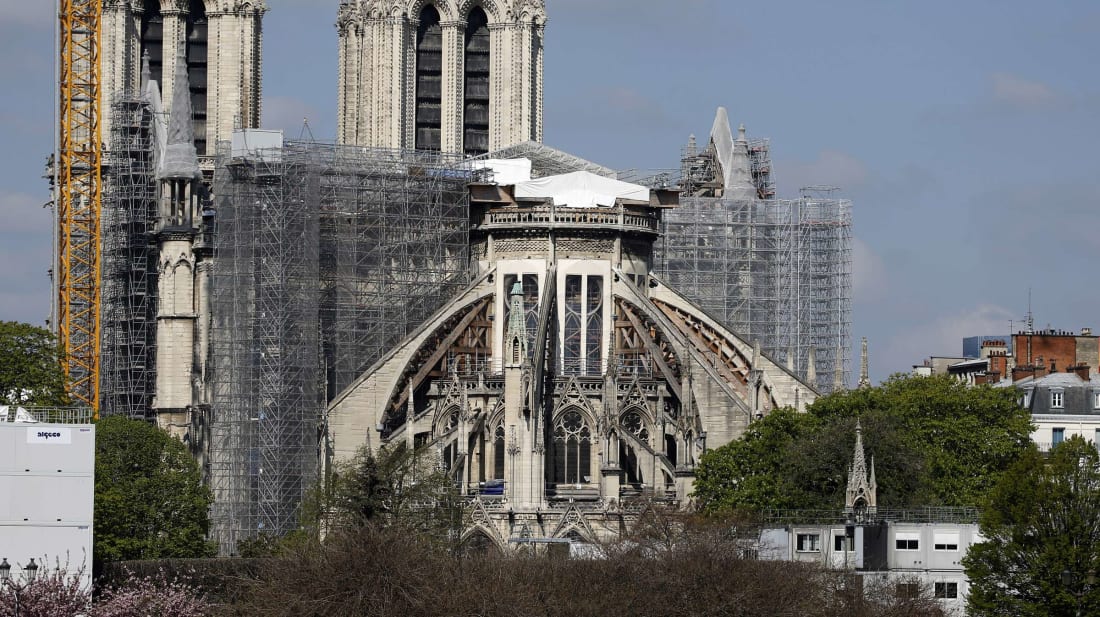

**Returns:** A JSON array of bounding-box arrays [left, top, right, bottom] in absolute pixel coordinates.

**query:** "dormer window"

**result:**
[[1051, 390, 1064, 409], [1021, 388, 1033, 408]]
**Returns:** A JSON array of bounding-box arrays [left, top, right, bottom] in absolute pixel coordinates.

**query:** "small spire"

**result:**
[[167, 41, 194, 147], [845, 420, 877, 519], [806, 346, 817, 385], [158, 40, 200, 179], [140, 48, 151, 92], [858, 337, 871, 389], [505, 282, 528, 366], [737, 123, 747, 142]]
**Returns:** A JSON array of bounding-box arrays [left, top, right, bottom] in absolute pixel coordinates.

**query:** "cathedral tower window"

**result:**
[[140, 0, 163, 87], [585, 276, 603, 373], [553, 410, 591, 485], [562, 275, 604, 375], [186, 0, 209, 155], [463, 7, 490, 155], [415, 5, 443, 151]]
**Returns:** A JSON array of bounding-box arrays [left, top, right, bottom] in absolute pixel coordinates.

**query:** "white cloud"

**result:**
[[991, 72, 1059, 109]]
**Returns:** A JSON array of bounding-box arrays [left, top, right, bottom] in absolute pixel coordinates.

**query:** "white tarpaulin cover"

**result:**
[[513, 170, 649, 208], [476, 158, 533, 185]]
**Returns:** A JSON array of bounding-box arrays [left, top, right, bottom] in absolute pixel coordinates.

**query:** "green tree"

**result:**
[[94, 416, 216, 563], [0, 321, 69, 406], [964, 436, 1100, 617], [322, 444, 465, 542], [694, 374, 1033, 512]]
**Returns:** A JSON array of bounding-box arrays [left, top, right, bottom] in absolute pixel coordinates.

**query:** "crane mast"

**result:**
[[57, 0, 103, 412]]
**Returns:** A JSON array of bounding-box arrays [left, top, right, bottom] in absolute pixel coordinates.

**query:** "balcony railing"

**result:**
[[475, 206, 660, 235], [0, 406, 95, 424]]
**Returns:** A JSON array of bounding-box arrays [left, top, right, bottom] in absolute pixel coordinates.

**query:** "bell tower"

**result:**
[[336, 0, 546, 153]]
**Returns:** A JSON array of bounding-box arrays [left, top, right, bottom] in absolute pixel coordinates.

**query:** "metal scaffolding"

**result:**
[[654, 139, 852, 393], [209, 140, 474, 552], [101, 94, 159, 418]]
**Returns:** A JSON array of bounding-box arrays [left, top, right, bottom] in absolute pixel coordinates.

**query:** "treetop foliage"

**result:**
[[964, 436, 1100, 616], [94, 416, 216, 564], [693, 374, 1033, 512], [0, 320, 69, 406]]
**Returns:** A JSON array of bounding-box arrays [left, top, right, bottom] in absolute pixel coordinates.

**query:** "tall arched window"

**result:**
[[553, 410, 591, 484], [493, 422, 505, 479], [186, 0, 208, 154], [463, 7, 490, 155], [415, 5, 443, 151], [140, 0, 163, 87]]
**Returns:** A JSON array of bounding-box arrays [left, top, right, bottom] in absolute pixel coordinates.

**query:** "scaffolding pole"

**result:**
[[209, 140, 475, 553], [101, 94, 159, 418], [656, 196, 852, 392]]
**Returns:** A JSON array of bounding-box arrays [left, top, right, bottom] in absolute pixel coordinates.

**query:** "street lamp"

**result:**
[[1061, 569, 1089, 617], [1, 557, 40, 617]]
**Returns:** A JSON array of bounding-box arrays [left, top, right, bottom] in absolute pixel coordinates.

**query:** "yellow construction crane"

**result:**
[[56, 0, 103, 412]]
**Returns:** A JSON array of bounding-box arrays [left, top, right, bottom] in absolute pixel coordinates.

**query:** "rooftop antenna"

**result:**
[[297, 117, 316, 142], [1025, 288, 1034, 335]]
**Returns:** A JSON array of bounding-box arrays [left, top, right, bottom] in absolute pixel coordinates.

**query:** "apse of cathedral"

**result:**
[[327, 166, 817, 547]]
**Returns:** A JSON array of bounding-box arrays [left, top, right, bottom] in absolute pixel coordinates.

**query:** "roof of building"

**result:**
[[1009, 372, 1100, 389], [513, 170, 650, 208], [475, 141, 615, 179]]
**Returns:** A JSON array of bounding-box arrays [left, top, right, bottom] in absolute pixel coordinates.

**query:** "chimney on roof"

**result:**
[[1073, 365, 1090, 381], [1083, 328, 1093, 337]]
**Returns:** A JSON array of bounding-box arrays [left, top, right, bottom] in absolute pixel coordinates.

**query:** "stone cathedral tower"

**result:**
[[101, 0, 267, 159], [336, 0, 545, 155]]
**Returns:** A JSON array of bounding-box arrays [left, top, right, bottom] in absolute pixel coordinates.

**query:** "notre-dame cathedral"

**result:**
[[95, 0, 842, 552]]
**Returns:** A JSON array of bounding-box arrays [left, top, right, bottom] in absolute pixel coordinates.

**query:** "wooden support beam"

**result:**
[[389, 297, 491, 415], [620, 303, 683, 402]]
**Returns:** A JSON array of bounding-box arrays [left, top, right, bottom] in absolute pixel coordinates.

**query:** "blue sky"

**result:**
[[2, 0, 1098, 383]]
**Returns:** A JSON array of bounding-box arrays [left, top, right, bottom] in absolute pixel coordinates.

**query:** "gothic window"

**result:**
[[585, 276, 603, 374], [493, 422, 505, 480], [186, 0, 208, 155], [563, 275, 582, 374], [620, 410, 649, 441], [140, 0, 163, 88], [562, 275, 604, 375], [553, 410, 591, 484], [415, 5, 443, 151], [439, 407, 459, 434], [463, 7, 490, 155]]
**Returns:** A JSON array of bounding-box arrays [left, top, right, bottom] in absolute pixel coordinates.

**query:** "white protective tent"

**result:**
[[513, 170, 649, 208]]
